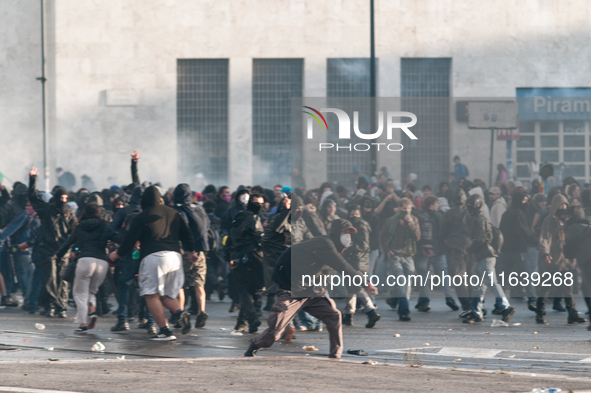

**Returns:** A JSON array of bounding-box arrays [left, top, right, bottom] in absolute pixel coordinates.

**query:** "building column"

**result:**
[[302, 57, 327, 189], [228, 58, 253, 190]]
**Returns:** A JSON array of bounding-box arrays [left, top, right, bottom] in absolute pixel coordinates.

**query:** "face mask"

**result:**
[[25, 206, 36, 216], [351, 211, 361, 219], [556, 208, 567, 218], [247, 202, 263, 214], [340, 234, 352, 248], [239, 194, 249, 205], [223, 195, 232, 203]]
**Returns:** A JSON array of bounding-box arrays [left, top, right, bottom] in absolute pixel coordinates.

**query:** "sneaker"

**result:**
[[527, 302, 537, 312], [150, 328, 176, 341], [74, 326, 88, 334], [111, 320, 130, 332], [235, 323, 248, 332], [365, 310, 381, 328], [146, 324, 158, 335], [568, 311, 587, 324], [308, 326, 323, 332], [180, 311, 191, 335], [137, 319, 149, 329], [45, 308, 55, 318], [416, 302, 431, 312], [445, 297, 459, 311], [459, 310, 472, 319], [501, 306, 516, 323], [195, 312, 208, 328], [58, 310, 67, 318], [87, 314, 98, 330], [342, 313, 353, 326], [1, 296, 18, 307], [169, 310, 182, 327], [399, 313, 411, 322], [283, 326, 295, 342], [248, 319, 261, 334], [229, 303, 240, 313], [244, 343, 258, 357], [536, 313, 546, 324], [463, 314, 484, 324]]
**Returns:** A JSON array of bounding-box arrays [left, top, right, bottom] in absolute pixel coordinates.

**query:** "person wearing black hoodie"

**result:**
[[225, 194, 265, 333], [499, 191, 539, 311], [173, 183, 210, 328], [109, 186, 196, 341], [28, 167, 76, 317], [244, 219, 377, 358], [55, 204, 109, 334], [221, 185, 250, 312], [463, 194, 516, 325], [214, 186, 232, 219]]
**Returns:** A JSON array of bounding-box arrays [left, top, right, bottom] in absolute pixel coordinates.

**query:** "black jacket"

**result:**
[[172, 184, 210, 253], [226, 209, 264, 261], [499, 192, 537, 253], [28, 175, 76, 257], [102, 186, 142, 244], [0, 183, 28, 228], [343, 217, 371, 273], [272, 219, 362, 296], [303, 209, 327, 237], [262, 207, 291, 268], [220, 185, 249, 237], [55, 219, 108, 261], [214, 196, 231, 220], [117, 187, 194, 261]]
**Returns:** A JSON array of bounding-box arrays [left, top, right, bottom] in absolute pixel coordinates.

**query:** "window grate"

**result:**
[[177, 59, 229, 187]]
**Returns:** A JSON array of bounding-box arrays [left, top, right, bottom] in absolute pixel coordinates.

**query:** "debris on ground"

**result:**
[[347, 349, 367, 356], [393, 334, 401, 338], [303, 346, 319, 351], [362, 360, 378, 365], [35, 323, 45, 330], [91, 342, 105, 352], [491, 319, 509, 327]]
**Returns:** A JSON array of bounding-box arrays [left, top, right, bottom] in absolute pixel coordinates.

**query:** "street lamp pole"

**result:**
[[369, 0, 377, 177], [37, 0, 49, 191]]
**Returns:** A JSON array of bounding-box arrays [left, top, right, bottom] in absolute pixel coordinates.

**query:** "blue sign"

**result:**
[[517, 88, 591, 121]]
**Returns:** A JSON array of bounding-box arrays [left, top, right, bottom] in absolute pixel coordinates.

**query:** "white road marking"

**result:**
[[438, 347, 501, 358], [0, 388, 83, 393]]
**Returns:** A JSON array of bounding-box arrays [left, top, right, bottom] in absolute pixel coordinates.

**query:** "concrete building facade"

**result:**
[[1, 0, 590, 191]]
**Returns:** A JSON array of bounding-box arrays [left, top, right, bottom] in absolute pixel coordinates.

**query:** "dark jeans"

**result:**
[[28, 260, 45, 310], [0, 250, 13, 294], [13, 253, 33, 300], [235, 253, 264, 327], [116, 257, 140, 321]]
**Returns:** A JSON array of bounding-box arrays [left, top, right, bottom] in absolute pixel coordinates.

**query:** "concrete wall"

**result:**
[[1, 0, 590, 191]]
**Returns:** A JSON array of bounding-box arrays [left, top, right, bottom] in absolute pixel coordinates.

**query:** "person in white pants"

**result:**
[[55, 204, 110, 334]]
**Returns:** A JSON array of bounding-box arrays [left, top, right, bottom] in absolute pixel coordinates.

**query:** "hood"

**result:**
[[234, 185, 249, 202], [512, 191, 528, 211], [549, 193, 568, 217], [466, 194, 484, 216], [451, 188, 467, 207], [319, 190, 334, 206], [51, 187, 69, 210], [468, 187, 484, 199], [173, 183, 192, 205], [493, 196, 507, 207], [77, 218, 104, 232], [11, 182, 28, 209], [328, 218, 356, 247], [141, 185, 163, 210], [86, 192, 104, 207], [12, 182, 28, 197], [130, 186, 142, 205]]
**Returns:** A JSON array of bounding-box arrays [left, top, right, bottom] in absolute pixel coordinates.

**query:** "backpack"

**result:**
[[115, 205, 141, 243], [490, 222, 504, 254]]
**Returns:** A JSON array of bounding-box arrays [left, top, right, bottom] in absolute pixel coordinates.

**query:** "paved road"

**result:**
[[1, 295, 590, 392]]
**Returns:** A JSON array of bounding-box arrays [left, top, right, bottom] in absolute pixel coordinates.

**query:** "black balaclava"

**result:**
[[52, 187, 68, 211], [466, 194, 484, 216], [512, 191, 528, 211], [247, 199, 263, 215]]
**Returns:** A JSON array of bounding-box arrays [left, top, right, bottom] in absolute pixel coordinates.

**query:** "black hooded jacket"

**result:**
[[117, 186, 194, 260], [220, 185, 249, 237], [440, 189, 472, 251], [28, 175, 76, 257], [0, 182, 28, 228], [172, 183, 210, 253], [55, 219, 108, 261], [272, 218, 363, 296], [262, 204, 291, 268], [499, 191, 537, 253], [102, 186, 143, 244], [225, 205, 264, 261]]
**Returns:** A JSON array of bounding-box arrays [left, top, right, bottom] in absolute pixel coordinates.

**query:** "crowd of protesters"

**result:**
[[0, 152, 590, 358]]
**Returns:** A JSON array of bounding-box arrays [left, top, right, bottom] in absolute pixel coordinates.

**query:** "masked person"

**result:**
[[536, 194, 586, 325], [463, 194, 515, 324], [225, 194, 265, 333], [172, 183, 210, 328], [342, 204, 380, 328], [28, 167, 76, 317], [380, 197, 421, 321], [245, 219, 377, 358], [109, 186, 197, 340]]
